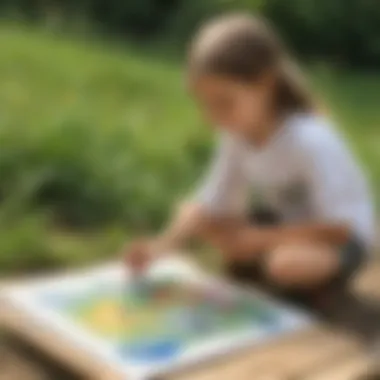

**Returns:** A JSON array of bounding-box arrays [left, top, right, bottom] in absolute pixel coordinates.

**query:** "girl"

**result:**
[[125, 13, 374, 308]]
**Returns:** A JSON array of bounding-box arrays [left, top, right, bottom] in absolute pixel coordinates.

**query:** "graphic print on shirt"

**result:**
[[274, 180, 311, 222]]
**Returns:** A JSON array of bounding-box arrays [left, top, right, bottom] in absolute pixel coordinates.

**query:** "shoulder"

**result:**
[[286, 113, 348, 157]]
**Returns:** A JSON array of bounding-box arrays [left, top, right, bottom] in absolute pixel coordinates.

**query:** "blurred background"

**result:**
[[0, 0, 379, 275]]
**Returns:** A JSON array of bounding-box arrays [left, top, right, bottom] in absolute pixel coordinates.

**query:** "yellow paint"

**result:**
[[82, 301, 124, 336], [76, 300, 165, 340]]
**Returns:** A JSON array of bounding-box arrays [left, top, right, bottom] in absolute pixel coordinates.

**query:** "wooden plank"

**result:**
[[245, 336, 361, 380], [0, 345, 49, 380], [354, 261, 380, 298], [299, 262, 380, 380], [170, 330, 314, 380], [171, 328, 361, 380], [0, 298, 124, 380], [304, 353, 371, 380]]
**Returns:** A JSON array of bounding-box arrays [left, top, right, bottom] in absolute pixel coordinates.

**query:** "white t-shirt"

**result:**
[[196, 113, 375, 251]]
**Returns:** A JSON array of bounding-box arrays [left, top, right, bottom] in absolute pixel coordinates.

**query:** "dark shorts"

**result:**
[[226, 208, 367, 309]]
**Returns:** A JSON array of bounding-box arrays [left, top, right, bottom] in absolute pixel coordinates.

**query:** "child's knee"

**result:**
[[264, 247, 301, 287], [263, 243, 338, 289]]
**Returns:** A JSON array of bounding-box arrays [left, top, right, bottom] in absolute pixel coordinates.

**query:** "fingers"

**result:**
[[123, 239, 152, 275]]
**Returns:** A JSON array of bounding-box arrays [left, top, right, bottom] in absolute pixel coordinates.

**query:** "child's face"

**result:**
[[191, 74, 274, 139]]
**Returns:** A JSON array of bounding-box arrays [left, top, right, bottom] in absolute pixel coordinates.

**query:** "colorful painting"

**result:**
[[2, 258, 312, 380]]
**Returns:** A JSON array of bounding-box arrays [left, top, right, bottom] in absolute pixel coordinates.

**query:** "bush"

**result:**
[[263, 0, 380, 67], [0, 213, 57, 273], [1, 0, 379, 67], [0, 25, 379, 232], [0, 25, 211, 231], [0, 212, 127, 274]]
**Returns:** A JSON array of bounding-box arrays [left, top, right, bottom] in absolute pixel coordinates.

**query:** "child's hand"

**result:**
[[123, 239, 154, 275]]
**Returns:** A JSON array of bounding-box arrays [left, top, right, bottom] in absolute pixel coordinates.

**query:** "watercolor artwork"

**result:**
[[1, 257, 312, 379]]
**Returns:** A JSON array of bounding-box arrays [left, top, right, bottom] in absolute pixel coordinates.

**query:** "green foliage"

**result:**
[[0, 25, 211, 233], [0, 214, 53, 273], [0, 0, 379, 66], [310, 66, 380, 189], [0, 213, 126, 274], [264, 0, 380, 67]]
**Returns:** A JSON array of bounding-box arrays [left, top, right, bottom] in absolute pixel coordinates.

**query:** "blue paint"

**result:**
[[119, 339, 181, 363]]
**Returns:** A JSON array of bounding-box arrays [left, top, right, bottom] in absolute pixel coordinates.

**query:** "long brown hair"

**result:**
[[188, 13, 315, 116]]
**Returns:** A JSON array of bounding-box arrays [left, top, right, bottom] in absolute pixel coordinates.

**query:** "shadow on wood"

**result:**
[[322, 291, 380, 347], [0, 330, 84, 380], [315, 264, 380, 380]]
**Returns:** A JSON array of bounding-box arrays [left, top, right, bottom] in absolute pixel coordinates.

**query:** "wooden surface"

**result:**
[[1, 262, 380, 380]]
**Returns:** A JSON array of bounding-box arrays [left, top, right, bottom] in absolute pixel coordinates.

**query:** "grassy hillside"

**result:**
[[0, 24, 378, 273], [312, 67, 380, 185]]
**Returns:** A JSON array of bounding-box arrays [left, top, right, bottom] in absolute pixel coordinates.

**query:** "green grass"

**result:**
[[0, 24, 378, 273], [0, 24, 211, 227], [311, 66, 380, 190]]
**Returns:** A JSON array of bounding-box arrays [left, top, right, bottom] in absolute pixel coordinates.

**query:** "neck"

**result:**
[[247, 112, 284, 148]]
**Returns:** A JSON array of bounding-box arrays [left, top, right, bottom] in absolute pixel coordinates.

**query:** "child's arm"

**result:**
[[228, 223, 351, 259], [152, 201, 206, 253], [125, 134, 246, 271], [124, 202, 207, 270], [137, 133, 248, 259], [195, 215, 350, 259]]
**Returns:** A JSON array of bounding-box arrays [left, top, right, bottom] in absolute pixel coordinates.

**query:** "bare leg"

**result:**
[[198, 216, 341, 292], [263, 242, 341, 290]]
